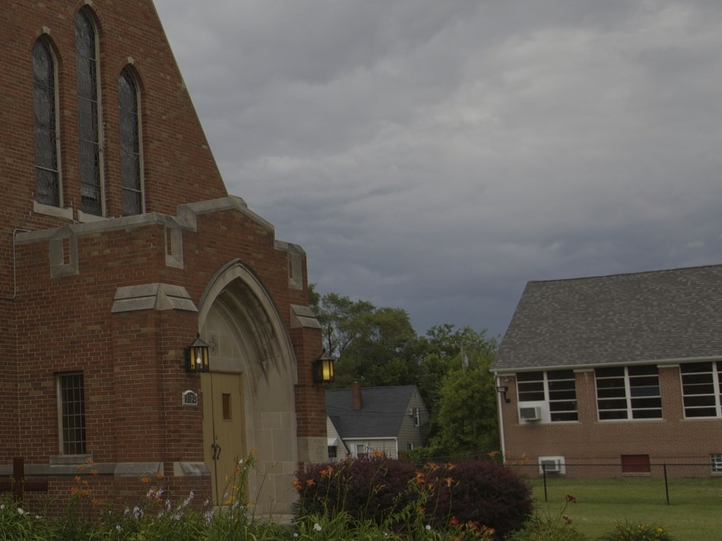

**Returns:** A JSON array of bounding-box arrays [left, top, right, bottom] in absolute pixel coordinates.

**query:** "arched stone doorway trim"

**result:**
[[197, 258, 298, 383], [196, 259, 299, 514]]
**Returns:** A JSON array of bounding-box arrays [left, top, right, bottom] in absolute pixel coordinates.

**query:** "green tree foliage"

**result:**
[[310, 286, 500, 457], [429, 363, 499, 456], [310, 289, 420, 387], [418, 324, 498, 414]]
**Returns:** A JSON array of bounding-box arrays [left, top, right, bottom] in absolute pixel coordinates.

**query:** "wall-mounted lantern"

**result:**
[[313, 351, 335, 384], [185, 333, 210, 373], [496, 385, 511, 404]]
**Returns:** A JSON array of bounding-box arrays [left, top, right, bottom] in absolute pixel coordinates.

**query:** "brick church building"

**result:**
[[1, 1, 327, 514]]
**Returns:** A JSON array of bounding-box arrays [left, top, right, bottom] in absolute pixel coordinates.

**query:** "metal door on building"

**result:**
[[201, 372, 246, 505]]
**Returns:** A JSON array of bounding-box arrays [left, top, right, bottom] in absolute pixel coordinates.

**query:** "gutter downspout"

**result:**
[[0, 229, 30, 300], [494, 373, 507, 460]]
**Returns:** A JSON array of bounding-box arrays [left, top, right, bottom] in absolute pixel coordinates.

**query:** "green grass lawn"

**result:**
[[528, 477, 722, 541]]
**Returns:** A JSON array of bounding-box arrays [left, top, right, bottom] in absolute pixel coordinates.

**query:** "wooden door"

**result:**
[[201, 372, 246, 505]]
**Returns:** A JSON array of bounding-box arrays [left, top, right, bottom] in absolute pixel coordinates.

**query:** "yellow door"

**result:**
[[201, 372, 246, 505]]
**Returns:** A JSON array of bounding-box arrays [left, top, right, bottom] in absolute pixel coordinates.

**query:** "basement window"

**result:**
[[711, 454, 722, 474], [621, 454, 650, 474]]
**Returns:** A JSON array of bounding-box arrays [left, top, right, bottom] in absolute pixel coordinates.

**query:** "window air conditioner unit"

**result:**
[[519, 406, 541, 421], [539, 456, 565, 475]]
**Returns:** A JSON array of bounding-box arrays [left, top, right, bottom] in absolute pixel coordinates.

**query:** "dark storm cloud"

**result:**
[[154, 0, 722, 336]]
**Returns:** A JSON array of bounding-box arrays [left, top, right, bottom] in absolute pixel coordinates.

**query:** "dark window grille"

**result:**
[[517, 370, 578, 422], [680, 362, 722, 418], [59, 373, 86, 455], [517, 371, 545, 401], [596, 365, 662, 420], [548, 370, 578, 422]]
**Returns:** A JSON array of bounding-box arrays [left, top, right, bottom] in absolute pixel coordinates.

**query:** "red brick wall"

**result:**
[[1, 0, 326, 510], [500, 368, 722, 466]]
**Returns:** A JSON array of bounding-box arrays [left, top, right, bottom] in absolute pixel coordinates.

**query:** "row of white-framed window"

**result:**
[[516, 361, 722, 422], [32, 7, 143, 218]]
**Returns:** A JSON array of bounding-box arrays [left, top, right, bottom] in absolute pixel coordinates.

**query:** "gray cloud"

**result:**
[[155, 0, 722, 337]]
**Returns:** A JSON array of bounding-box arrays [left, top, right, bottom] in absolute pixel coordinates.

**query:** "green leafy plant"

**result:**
[[598, 520, 675, 541], [506, 495, 589, 541]]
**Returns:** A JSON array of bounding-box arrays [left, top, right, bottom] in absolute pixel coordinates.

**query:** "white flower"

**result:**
[[293, 534, 299, 538], [17, 508, 24, 515], [116, 525, 122, 532], [314, 523, 322, 531], [425, 524, 431, 530]]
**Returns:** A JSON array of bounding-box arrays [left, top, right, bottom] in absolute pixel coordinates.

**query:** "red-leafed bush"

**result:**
[[423, 460, 534, 537], [294, 454, 417, 523], [294, 455, 533, 538]]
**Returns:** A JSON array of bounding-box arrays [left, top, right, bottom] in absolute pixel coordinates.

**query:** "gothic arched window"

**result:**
[[118, 67, 143, 215], [33, 38, 60, 207], [76, 8, 104, 216]]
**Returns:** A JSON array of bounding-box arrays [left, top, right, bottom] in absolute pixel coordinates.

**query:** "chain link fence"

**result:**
[[511, 462, 722, 506]]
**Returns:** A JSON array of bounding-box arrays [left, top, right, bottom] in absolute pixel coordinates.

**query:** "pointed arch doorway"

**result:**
[[197, 260, 299, 514]]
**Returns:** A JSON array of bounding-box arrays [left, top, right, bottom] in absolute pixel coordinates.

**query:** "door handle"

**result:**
[[211, 442, 222, 461]]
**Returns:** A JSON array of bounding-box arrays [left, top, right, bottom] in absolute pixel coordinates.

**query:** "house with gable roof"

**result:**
[[326, 383, 428, 460], [492, 265, 722, 475]]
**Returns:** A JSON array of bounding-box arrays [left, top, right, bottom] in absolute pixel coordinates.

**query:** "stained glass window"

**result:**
[[119, 68, 143, 215], [76, 9, 103, 216], [33, 39, 60, 206]]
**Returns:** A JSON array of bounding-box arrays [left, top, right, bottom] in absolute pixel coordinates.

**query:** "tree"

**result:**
[[414, 325, 500, 458], [310, 289, 421, 387], [310, 287, 500, 456], [429, 363, 500, 456], [417, 325, 498, 417]]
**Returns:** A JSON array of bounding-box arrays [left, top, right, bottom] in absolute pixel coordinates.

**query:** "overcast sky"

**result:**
[[153, 0, 722, 338]]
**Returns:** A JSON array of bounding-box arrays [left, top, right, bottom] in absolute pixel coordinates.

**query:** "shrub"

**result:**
[[295, 454, 417, 523], [423, 460, 534, 538], [598, 521, 676, 541], [295, 456, 533, 538]]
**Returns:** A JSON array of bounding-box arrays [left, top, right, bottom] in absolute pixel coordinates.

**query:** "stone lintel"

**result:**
[[112, 283, 197, 313]]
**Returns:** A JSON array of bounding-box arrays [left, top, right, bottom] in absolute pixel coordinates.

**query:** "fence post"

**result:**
[[663, 464, 670, 505], [542, 463, 548, 502]]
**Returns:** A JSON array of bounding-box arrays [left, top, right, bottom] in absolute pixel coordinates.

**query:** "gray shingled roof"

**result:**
[[326, 385, 416, 439], [493, 264, 722, 372]]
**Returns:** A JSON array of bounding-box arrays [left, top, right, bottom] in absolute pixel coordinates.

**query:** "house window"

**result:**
[[355, 444, 367, 459], [621, 454, 650, 474], [328, 445, 337, 460], [412, 407, 420, 427], [595, 365, 662, 420], [517, 370, 578, 422], [517, 371, 545, 401], [57, 373, 86, 455], [119, 67, 143, 215], [711, 454, 722, 474], [547, 371, 578, 422], [76, 8, 104, 216], [680, 362, 722, 418], [33, 38, 61, 207]]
